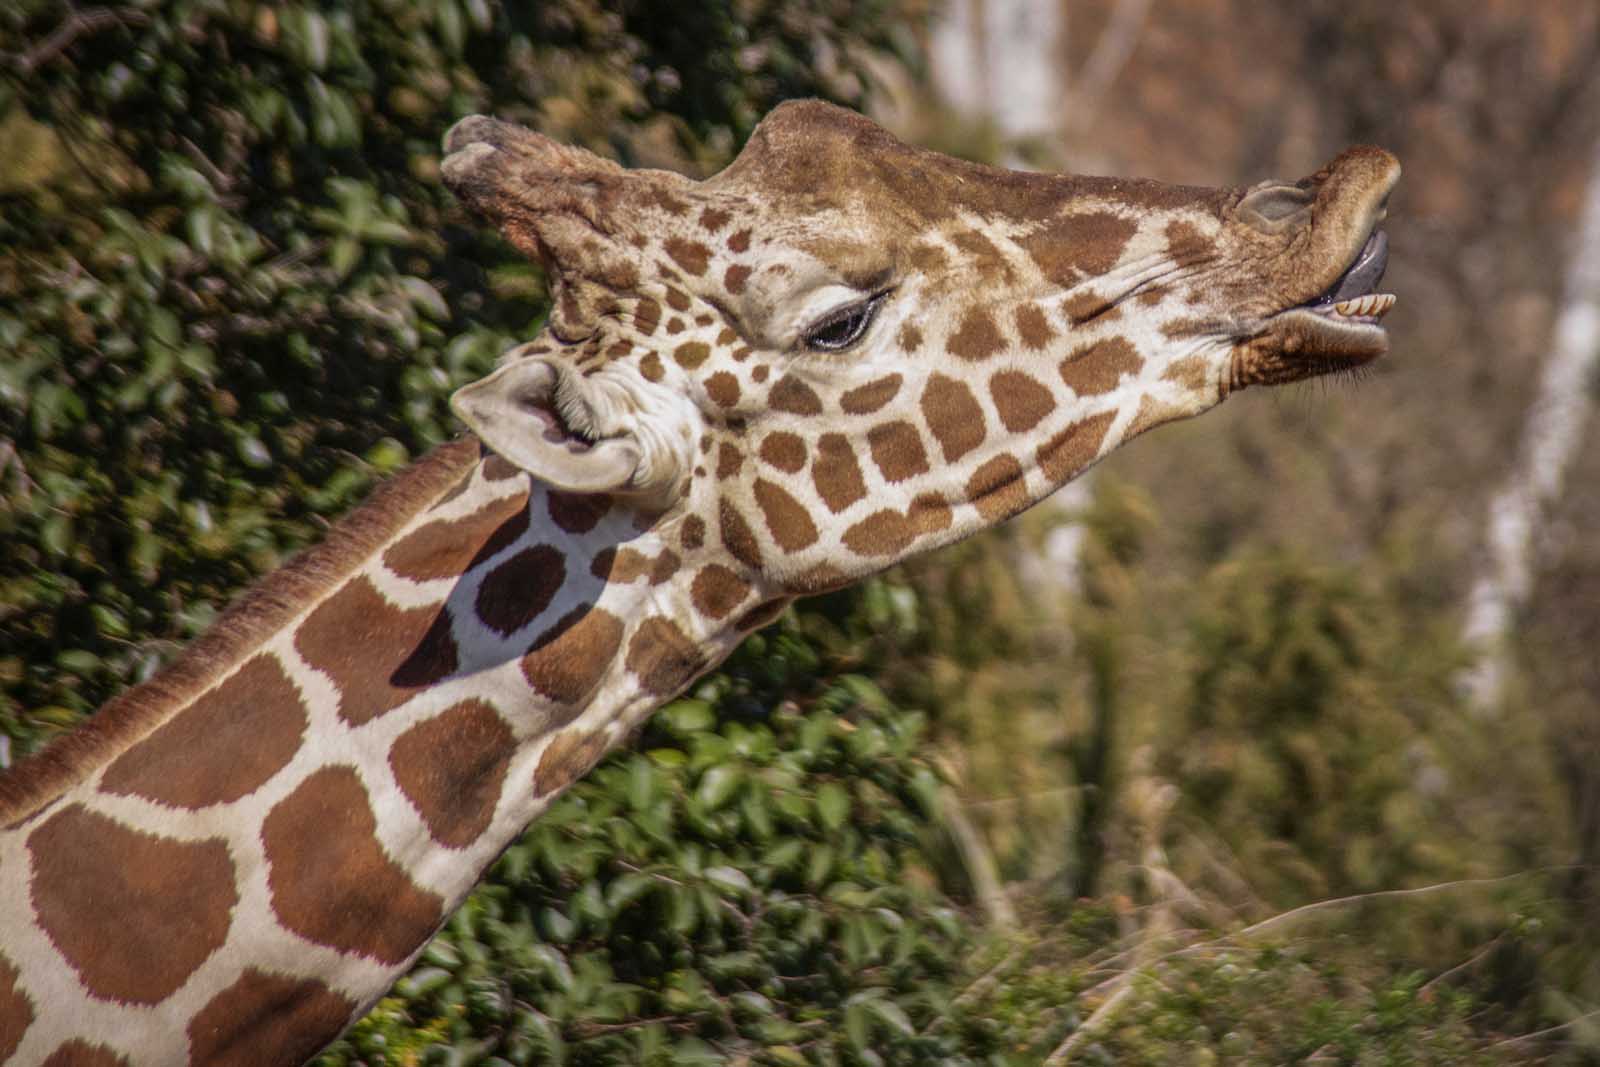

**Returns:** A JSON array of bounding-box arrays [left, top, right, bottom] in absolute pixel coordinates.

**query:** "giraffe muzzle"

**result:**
[[1296, 228, 1396, 327], [1312, 229, 1389, 308]]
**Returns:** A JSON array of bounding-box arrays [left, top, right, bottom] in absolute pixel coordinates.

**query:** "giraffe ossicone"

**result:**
[[0, 101, 1399, 1066]]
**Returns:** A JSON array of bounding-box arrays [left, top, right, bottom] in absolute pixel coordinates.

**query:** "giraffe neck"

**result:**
[[0, 440, 780, 1067]]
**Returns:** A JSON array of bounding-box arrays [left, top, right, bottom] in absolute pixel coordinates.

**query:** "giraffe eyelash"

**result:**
[[803, 291, 889, 353]]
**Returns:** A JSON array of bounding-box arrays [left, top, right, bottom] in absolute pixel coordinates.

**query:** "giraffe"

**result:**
[[0, 100, 1399, 1066]]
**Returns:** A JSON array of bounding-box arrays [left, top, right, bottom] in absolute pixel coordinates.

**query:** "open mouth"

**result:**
[[1252, 224, 1397, 377], [1297, 229, 1394, 326]]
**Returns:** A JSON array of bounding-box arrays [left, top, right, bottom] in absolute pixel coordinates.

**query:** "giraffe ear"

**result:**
[[451, 358, 643, 495]]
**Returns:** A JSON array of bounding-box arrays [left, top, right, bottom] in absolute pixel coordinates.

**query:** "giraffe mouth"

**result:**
[[1260, 226, 1395, 372], [1234, 225, 1396, 388], [1298, 229, 1394, 325]]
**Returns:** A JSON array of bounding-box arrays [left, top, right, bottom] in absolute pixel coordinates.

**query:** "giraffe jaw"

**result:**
[[1235, 225, 1396, 387]]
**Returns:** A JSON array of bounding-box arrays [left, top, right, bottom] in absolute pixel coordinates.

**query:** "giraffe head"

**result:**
[[442, 101, 1399, 592]]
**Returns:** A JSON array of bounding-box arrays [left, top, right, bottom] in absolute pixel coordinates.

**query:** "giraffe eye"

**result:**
[[804, 293, 885, 352]]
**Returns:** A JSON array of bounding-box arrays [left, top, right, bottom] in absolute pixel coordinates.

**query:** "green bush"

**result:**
[[2, 4, 1024, 1064], [0, 0, 918, 758], [5, 4, 1587, 1062], [319, 597, 1022, 1066]]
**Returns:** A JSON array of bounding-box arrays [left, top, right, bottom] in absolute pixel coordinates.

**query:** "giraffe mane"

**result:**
[[0, 439, 482, 828]]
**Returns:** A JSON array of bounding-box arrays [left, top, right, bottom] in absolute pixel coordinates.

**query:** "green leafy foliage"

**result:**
[[3, 3, 1590, 1063], [319, 602, 1014, 1065], [1075, 948, 1509, 1066], [0, 5, 1029, 1065], [0, 0, 915, 758]]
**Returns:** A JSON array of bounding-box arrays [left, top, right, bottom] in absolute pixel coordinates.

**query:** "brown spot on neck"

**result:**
[[296, 576, 458, 725], [840, 374, 902, 414], [811, 433, 867, 513], [475, 544, 566, 635], [706, 372, 741, 409], [0, 955, 35, 1064], [1018, 211, 1138, 285], [100, 653, 307, 809], [787, 563, 850, 594], [521, 605, 625, 706], [1161, 353, 1212, 392], [715, 440, 744, 478], [680, 514, 706, 550], [753, 479, 819, 552], [41, 1040, 130, 1067], [187, 969, 356, 1067], [548, 491, 612, 534], [391, 700, 515, 849], [989, 370, 1057, 433], [1061, 336, 1144, 397], [675, 341, 711, 370], [532, 729, 611, 798], [759, 432, 807, 473], [1164, 219, 1216, 268], [691, 564, 752, 620], [719, 499, 764, 569], [965, 453, 1030, 522], [263, 766, 444, 965], [626, 616, 709, 696], [737, 597, 790, 631], [483, 453, 521, 481], [866, 421, 930, 482], [842, 509, 915, 557], [1014, 303, 1056, 349], [1037, 411, 1116, 483], [28, 806, 236, 1004], [633, 296, 662, 336]]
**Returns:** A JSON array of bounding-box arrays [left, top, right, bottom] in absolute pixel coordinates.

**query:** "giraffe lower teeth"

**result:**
[[1329, 293, 1395, 319]]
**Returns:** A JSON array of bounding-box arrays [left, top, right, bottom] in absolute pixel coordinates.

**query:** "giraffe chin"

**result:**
[[1230, 304, 1393, 389]]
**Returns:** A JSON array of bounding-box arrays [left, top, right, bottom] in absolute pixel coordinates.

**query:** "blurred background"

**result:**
[[4, 1, 1600, 1062]]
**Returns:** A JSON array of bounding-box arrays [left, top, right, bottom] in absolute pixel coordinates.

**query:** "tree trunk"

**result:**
[[1460, 136, 1600, 712]]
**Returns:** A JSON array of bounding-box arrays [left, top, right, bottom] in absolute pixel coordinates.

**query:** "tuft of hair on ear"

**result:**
[[550, 363, 601, 442]]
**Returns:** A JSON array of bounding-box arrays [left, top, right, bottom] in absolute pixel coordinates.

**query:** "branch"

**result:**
[[1042, 977, 1138, 1065], [1231, 871, 1562, 943], [1487, 1006, 1600, 1051], [1418, 933, 1506, 996], [1066, 0, 1154, 134], [940, 787, 1017, 931], [1460, 129, 1600, 710], [7, 7, 152, 75]]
